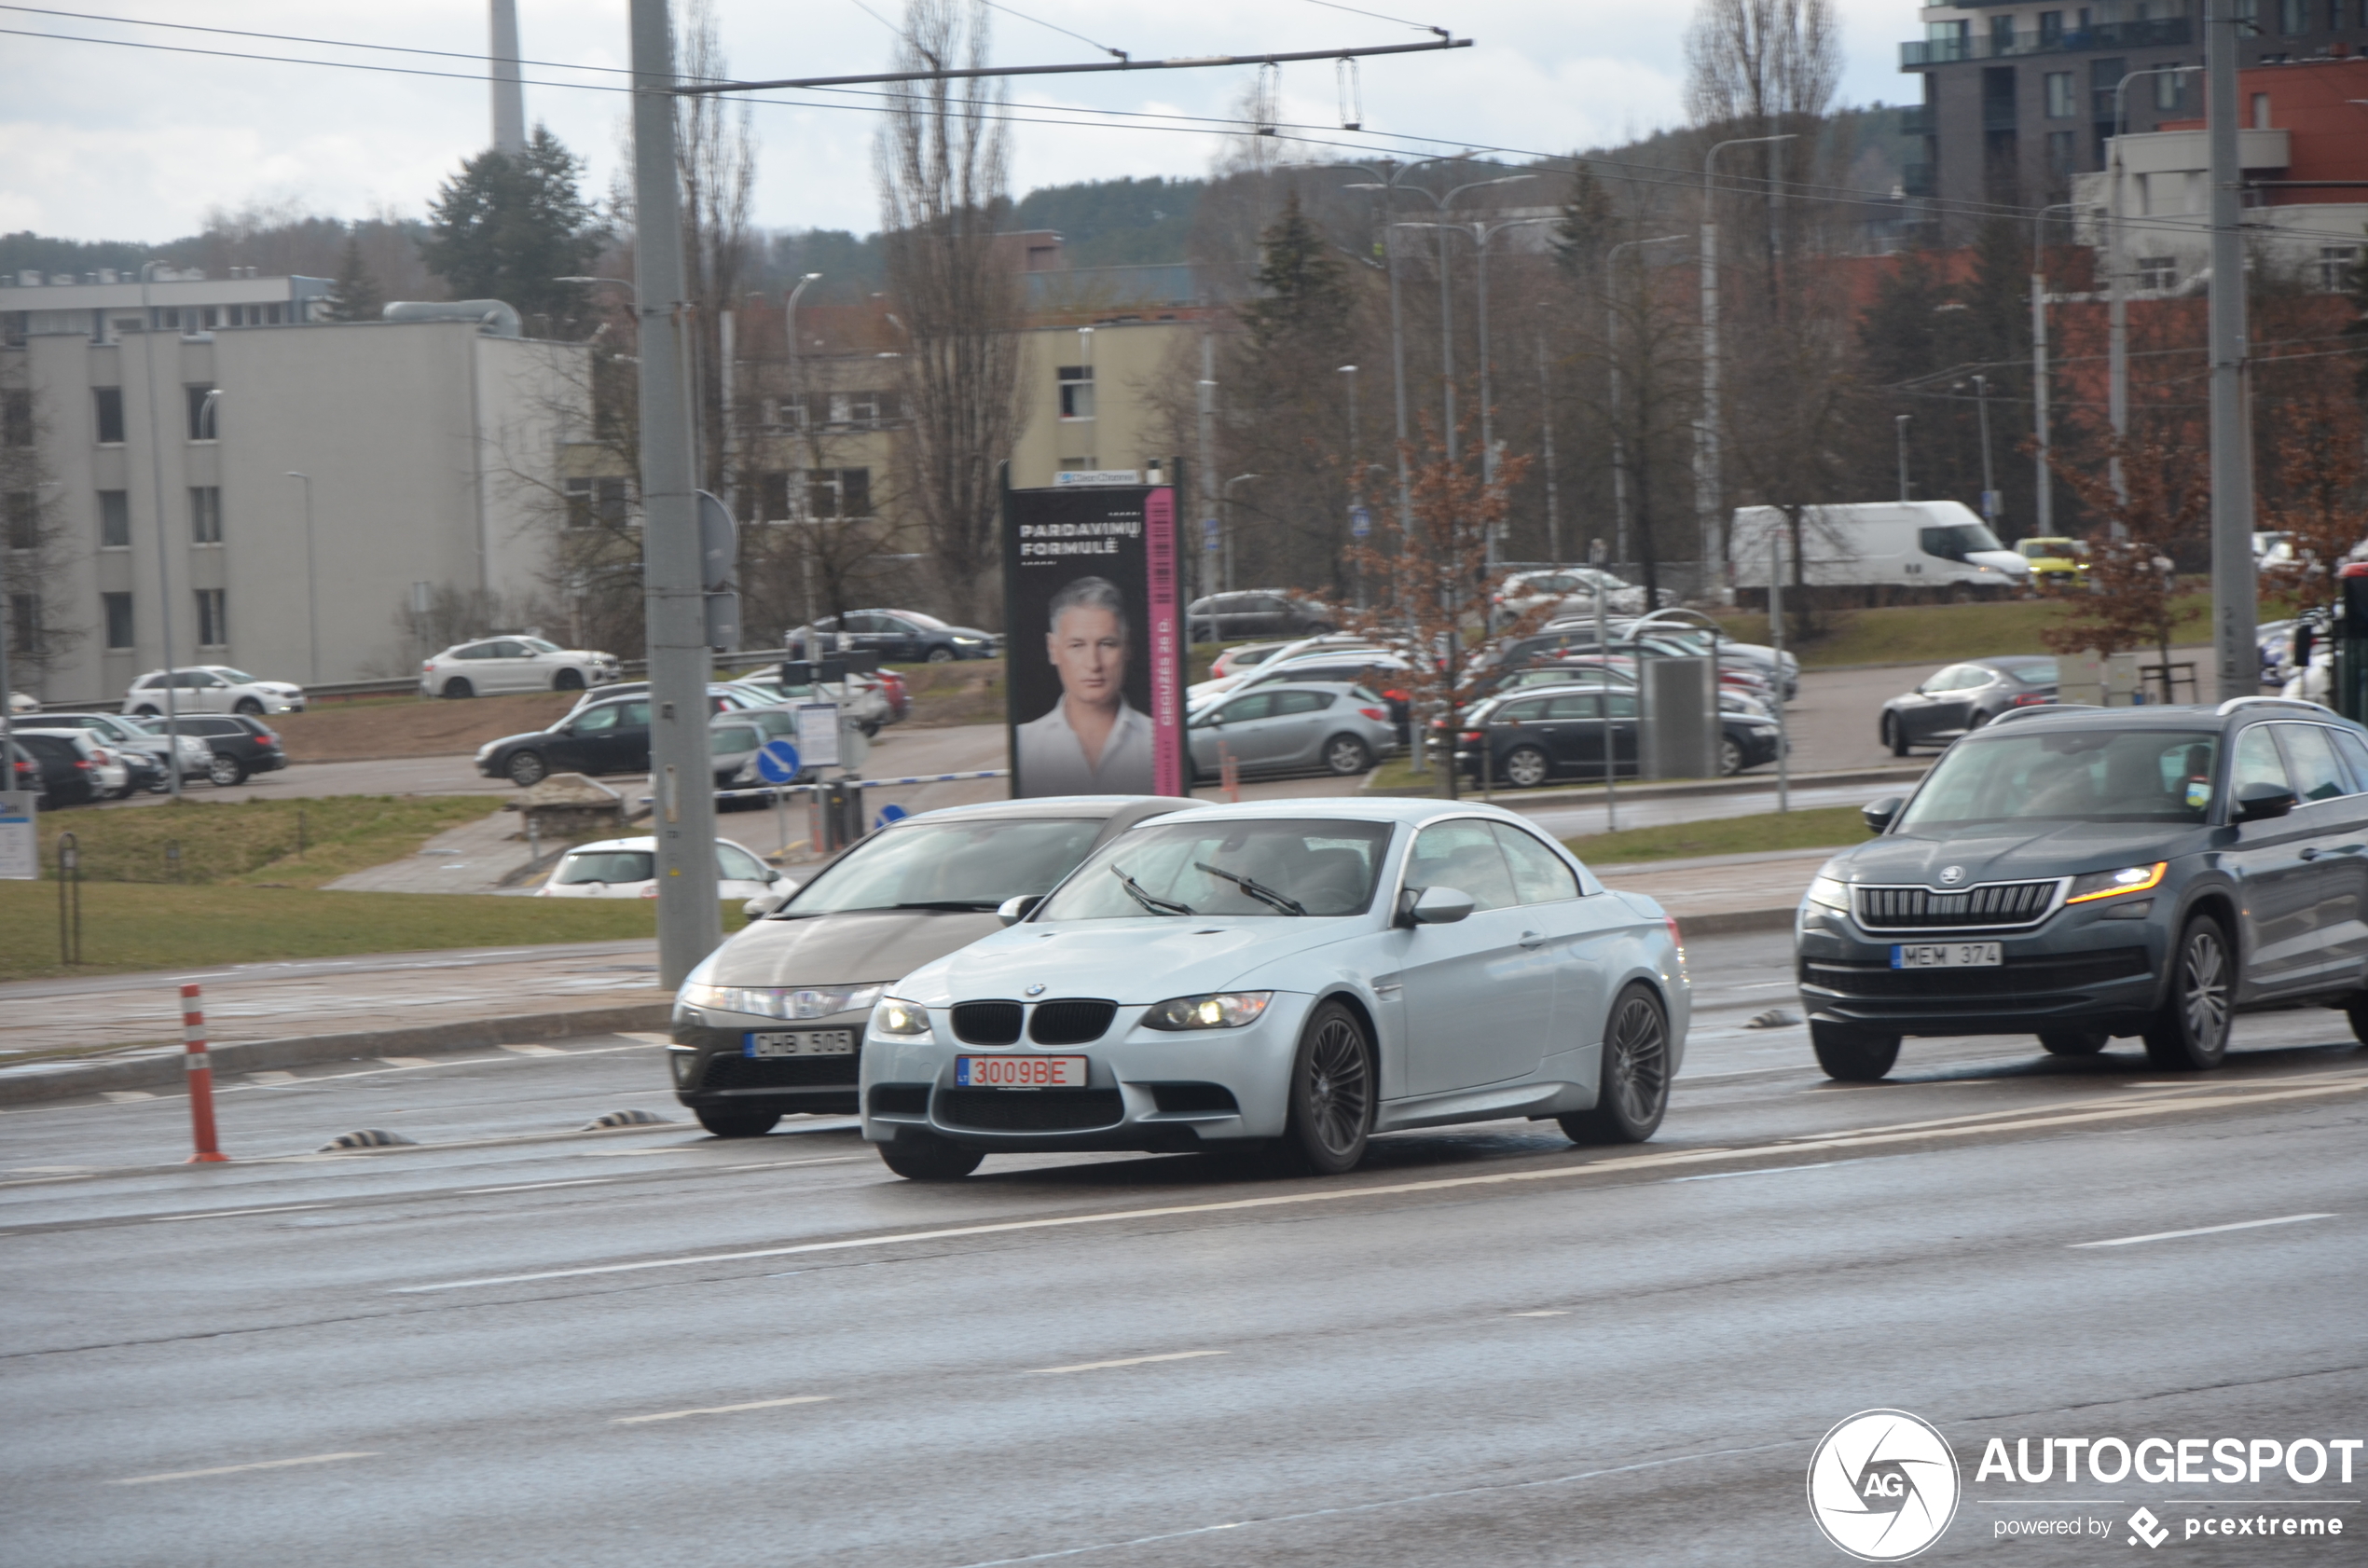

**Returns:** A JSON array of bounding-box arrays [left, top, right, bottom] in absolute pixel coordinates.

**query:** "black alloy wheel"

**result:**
[[1323, 734, 1371, 776], [207, 753, 247, 788], [925, 645, 957, 663], [1560, 983, 1671, 1144], [1811, 1019, 1901, 1081], [1286, 1001, 1374, 1175], [443, 678, 475, 699], [2143, 915, 2232, 1070], [2038, 1028, 2111, 1056], [1502, 745, 1550, 789], [877, 1127, 984, 1181], [233, 697, 264, 716], [1883, 713, 1909, 757], [553, 667, 585, 692], [695, 1106, 781, 1137], [505, 750, 548, 787]]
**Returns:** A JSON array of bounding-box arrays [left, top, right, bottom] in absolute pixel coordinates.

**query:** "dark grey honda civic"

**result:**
[[1797, 697, 2368, 1080]]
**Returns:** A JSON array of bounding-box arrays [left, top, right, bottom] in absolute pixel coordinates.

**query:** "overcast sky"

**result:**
[[0, 1, 1918, 242]]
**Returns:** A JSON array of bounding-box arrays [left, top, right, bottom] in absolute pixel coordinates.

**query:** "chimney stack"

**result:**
[[490, 0, 526, 155]]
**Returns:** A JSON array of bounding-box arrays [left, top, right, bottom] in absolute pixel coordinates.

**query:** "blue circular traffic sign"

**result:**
[[874, 803, 909, 830], [755, 738, 802, 783]]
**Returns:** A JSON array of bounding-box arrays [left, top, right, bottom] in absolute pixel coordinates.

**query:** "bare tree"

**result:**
[[876, 0, 1026, 628], [676, 0, 758, 502]]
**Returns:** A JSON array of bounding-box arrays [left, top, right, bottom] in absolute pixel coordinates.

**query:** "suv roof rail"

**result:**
[[2215, 695, 2338, 719], [1990, 702, 2099, 726]]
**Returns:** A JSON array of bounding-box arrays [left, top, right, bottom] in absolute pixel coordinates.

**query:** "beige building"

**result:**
[[2, 269, 586, 704]]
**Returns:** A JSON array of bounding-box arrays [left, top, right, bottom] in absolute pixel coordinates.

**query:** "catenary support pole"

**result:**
[[182, 983, 227, 1162], [630, 0, 721, 988], [1537, 335, 1561, 566], [2206, 0, 2258, 703]]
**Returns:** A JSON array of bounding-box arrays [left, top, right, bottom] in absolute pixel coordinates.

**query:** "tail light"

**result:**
[[1664, 915, 1685, 957], [1359, 707, 1387, 722], [258, 727, 279, 743], [1459, 730, 1484, 744], [2009, 694, 2051, 707]]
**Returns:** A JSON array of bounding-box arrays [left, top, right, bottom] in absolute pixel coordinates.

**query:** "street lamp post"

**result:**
[[1895, 415, 1913, 502], [137, 259, 186, 799], [1337, 158, 1454, 542], [1222, 473, 1260, 595], [1604, 236, 1687, 571], [284, 472, 319, 683], [2029, 201, 2080, 537], [1700, 132, 1797, 599]]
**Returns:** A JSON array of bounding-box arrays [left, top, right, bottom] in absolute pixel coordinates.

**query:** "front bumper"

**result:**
[[669, 1003, 874, 1115], [860, 994, 1314, 1151], [1797, 897, 2169, 1037]]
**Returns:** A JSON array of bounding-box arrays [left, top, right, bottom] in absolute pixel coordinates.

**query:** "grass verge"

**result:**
[[1711, 593, 2215, 669], [34, 797, 503, 889], [1563, 804, 1871, 866], [2, 882, 742, 982]]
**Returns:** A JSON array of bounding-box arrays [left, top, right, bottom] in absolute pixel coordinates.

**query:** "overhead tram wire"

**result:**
[[976, 0, 1132, 62], [1296, 0, 1453, 35]]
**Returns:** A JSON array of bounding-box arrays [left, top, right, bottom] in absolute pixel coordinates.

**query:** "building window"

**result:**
[[189, 486, 223, 544], [2136, 256, 2178, 290], [2154, 67, 2186, 111], [806, 468, 872, 518], [2039, 10, 2065, 44], [1, 389, 29, 447], [194, 588, 227, 648], [1991, 14, 2017, 50], [2251, 92, 2272, 128], [103, 592, 134, 650], [2045, 73, 2077, 117], [2280, 0, 2306, 30], [8, 594, 37, 656], [752, 471, 792, 522], [1057, 365, 1095, 420], [563, 475, 629, 528], [93, 387, 125, 445], [99, 489, 131, 548], [6, 489, 36, 551], [2321, 246, 2363, 293], [185, 384, 217, 441], [2047, 130, 2078, 174]]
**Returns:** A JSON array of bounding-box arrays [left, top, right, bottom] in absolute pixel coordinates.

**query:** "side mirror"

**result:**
[[997, 893, 1042, 927], [740, 894, 775, 924], [1863, 795, 1904, 834], [2236, 781, 2298, 822], [1405, 885, 1476, 926]]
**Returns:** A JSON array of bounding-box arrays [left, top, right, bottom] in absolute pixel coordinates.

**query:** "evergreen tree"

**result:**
[[418, 125, 607, 333], [1550, 161, 1618, 281], [324, 234, 384, 323], [1241, 192, 1351, 350]]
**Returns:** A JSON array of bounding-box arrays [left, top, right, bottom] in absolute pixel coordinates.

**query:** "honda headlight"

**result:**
[[680, 983, 886, 1019], [1804, 875, 1851, 912], [1142, 992, 1274, 1031], [874, 997, 934, 1038], [2067, 861, 2166, 903]]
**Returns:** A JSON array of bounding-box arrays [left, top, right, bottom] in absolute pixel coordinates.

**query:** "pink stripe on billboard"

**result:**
[[1145, 487, 1182, 796]]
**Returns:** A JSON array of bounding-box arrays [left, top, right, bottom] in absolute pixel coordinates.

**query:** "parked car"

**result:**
[[1188, 682, 1398, 781], [1188, 648, 1412, 736], [1206, 641, 1295, 681], [124, 666, 305, 716], [1453, 685, 1784, 785], [1798, 697, 2368, 1080], [873, 667, 911, 722], [478, 694, 650, 787], [567, 681, 756, 720], [723, 672, 890, 735], [670, 796, 1195, 1136], [708, 715, 773, 799], [420, 636, 621, 698], [1879, 656, 2059, 755], [2014, 536, 2089, 588], [31, 710, 211, 787], [7, 691, 36, 716], [148, 714, 287, 786], [1472, 660, 1774, 720], [12, 724, 139, 796], [7, 738, 49, 800], [786, 610, 998, 663], [7, 730, 103, 807], [1186, 590, 1337, 644], [1494, 568, 1645, 621], [858, 799, 1689, 1179], [536, 836, 779, 902]]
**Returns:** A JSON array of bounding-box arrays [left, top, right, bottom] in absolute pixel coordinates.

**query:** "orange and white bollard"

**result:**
[[181, 983, 227, 1163]]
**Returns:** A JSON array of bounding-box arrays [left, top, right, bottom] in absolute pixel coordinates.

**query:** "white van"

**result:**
[[1730, 502, 2031, 599]]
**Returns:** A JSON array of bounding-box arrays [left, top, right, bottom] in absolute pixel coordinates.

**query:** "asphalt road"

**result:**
[[7, 930, 2362, 1567]]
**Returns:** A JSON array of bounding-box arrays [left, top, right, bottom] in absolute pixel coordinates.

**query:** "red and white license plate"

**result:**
[[956, 1054, 1087, 1089]]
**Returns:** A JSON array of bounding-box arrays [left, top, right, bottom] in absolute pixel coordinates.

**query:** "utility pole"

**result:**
[[1197, 334, 1218, 609], [137, 261, 184, 800], [1699, 133, 1795, 604], [629, 0, 720, 988], [1536, 335, 1561, 566], [2205, 0, 2257, 702], [1895, 415, 1913, 502], [2029, 201, 2077, 538]]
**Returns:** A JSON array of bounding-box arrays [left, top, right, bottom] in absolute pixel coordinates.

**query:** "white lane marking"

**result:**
[[2072, 1213, 2337, 1249], [109, 1451, 376, 1485], [379, 1056, 435, 1068], [500, 1043, 566, 1056], [457, 1177, 620, 1195], [244, 1070, 299, 1085], [100, 1091, 157, 1103], [614, 1395, 832, 1424], [148, 1204, 331, 1223], [722, 1157, 866, 1171], [1673, 1160, 1854, 1183], [1027, 1350, 1226, 1375], [1508, 1311, 1568, 1318]]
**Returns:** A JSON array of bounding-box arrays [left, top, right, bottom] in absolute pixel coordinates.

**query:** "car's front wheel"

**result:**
[[695, 1106, 779, 1138], [207, 754, 247, 788], [233, 697, 264, 716], [877, 1127, 984, 1181], [1718, 736, 1744, 776], [2039, 1028, 2110, 1056], [1811, 1020, 1900, 1081], [1883, 714, 1909, 757], [553, 667, 585, 692], [1285, 1000, 1373, 1175], [2346, 994, 2368, 1048], [2143, 915, 2232, 1069], [1501, 745, 1550, 789], [505, 750, 548, 787], [925, 645, 956, 663], [1322, 734, 1371, 776], [1560, 983, 1671, 1143]]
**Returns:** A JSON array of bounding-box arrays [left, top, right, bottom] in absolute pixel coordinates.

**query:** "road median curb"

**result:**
[[0, 1001, 674, 1107], [1663, 906, 1798, 938]]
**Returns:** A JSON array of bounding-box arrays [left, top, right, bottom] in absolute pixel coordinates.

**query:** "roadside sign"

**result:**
[[874, 803, 909, 830], [0, 791, 34, 880], [754, 739, 801, 784], [1349, 506, 1371, 539], [1202, 516, 1220, 553], [839, 716, 872, 771], [794, 702, 841, 768]]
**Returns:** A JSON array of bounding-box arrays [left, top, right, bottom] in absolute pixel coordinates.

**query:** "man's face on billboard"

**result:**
[[1048, 605, 1127, 710]]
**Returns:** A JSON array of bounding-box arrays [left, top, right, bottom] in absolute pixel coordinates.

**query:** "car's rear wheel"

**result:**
[[877, 1127, 984, 1181], [1560, 983, 1671, 1144], [2038, 1028, 2110, 1056], [695, 1106, 779, 1138], [1811, 1020, 1900, 1081], [442, 678, 475, 699], [925, 645, 956, 663], [1502, 745, 1550, 789], [233, 697, 264, 716], [207, 754, 247, 788], [1883, 714, 1909, 757], [505, 750, 548, 787], [1285, 1000, 1373, 1175], [2345, 994, 2368, 1048], [553, 667, 585, 692], [1322, 734, 1371, 776], [2143, 915, 2232, 1070]]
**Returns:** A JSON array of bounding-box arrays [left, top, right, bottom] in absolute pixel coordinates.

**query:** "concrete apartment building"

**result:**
[[1901, 0, 2368, 229], [1, 269, 585, 705]]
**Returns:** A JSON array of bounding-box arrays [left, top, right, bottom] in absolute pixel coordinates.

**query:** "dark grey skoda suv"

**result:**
[[1797, 697, 2368, 1080]]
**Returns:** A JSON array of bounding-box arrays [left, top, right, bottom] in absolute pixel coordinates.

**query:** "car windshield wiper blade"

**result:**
[[1110, 863, 1192, 916], [1193, 861, 1306, 915], [893, 900, 1004, 912]]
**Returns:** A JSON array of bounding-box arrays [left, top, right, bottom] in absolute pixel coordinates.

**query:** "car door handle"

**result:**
[[1518, 930, 1546, 949]]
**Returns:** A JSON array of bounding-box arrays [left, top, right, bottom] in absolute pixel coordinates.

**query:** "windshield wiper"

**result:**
[[1193, 861, 1306, 915], [1111, 863, 1192, 916], [893, 900, 1004, 913]]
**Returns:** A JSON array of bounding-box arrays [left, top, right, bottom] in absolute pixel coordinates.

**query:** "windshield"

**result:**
[[522, 637, 559, 653], [213, 668, 260, 684], [556, 850, 654, 885], [780, 817, 1102, 916], [1919, 523, 2007, 563], [711, 724, 764, 752], [1037, 818, 1395, 920], [1895, 729, 2219, 838]]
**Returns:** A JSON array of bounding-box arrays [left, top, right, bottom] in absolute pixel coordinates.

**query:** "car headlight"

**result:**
[[1804, 875, 1851, 912], [2066, 862, 2166, 903], [1142, 992, 1274, 1031], [952, 635, 982, 644], [680, 983, 886, 1019], [874, 997, 934, 1038]]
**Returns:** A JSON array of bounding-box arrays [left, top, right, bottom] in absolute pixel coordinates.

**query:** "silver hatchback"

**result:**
[[1188, 681, 1397, 782]]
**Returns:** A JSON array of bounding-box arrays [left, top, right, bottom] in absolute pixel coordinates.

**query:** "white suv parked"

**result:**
[[422, 636, 622, 698], [125, 666, 306, 716]]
